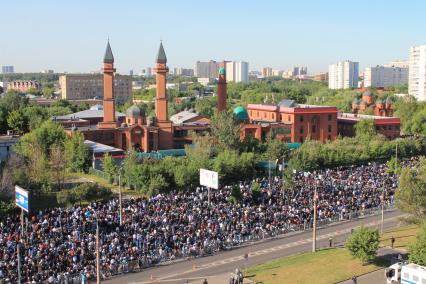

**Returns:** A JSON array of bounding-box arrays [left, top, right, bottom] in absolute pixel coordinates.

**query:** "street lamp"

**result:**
[[380, 187, 385, 234], [117, 166, 124, 226], [312, 173, 322, 253]]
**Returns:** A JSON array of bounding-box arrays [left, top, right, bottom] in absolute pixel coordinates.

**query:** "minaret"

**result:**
[[99, 41, 119, 129], [154, 42, 173, 149], [155, 41, 169, 121], [217, 67, 227, 112]]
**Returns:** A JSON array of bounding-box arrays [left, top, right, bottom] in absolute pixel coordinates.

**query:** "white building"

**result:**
[[194, 61, 219, 78], [328, 60, 359, 89], [1, 66, 14, 74], [408, 45, 426, 101], [364, 66, 408, 88], [225, 61, 249, 83]]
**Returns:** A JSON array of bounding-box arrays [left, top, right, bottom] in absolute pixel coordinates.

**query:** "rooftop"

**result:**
[[84, 140, 122, 154], [170, 110, 200, 125], [53, 108, 125, 120], [338, 112, 400, 121]]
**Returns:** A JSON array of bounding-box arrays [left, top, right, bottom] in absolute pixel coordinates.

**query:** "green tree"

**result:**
[[7, 110, 26, 134], [42, 86, 53, 98], [355, 119, 377, 141], [210, 110, 241, 150], [102, 153, 117, 183], [408, 222, 426, 266], [147, 174, 168, 196], [263, 133, 290, 160], [23, 104, 48, 131], [64, 132, 90, 173], [50, 143, 65, 190], [396, 157, 426, 222], [345, 225, 380, 264]]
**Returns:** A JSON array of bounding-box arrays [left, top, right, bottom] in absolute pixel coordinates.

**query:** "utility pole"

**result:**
[[96, 220, 101, 284], [312, 178, 317, 252], [268, 160, 272, 192], [118, 173, 122, 226], [17, 242, 21, 284], [312, 174, 322, 253], [381, 188, 385, 234], [395, 143, 398, 174]]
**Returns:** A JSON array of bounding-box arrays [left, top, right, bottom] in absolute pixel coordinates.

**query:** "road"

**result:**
[[106, 210, 403, 284]]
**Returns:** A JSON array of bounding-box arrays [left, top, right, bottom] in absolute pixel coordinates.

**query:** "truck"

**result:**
[[385, 262, 426, 284]]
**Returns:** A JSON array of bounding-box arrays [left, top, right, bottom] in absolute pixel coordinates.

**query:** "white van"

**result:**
[[385, 262, 426, 284]]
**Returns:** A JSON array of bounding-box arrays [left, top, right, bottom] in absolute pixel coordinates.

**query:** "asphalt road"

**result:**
[[105, 210, 403, 284]]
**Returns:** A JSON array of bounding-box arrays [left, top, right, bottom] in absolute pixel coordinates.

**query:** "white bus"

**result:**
[[385, 262, 426, 284]]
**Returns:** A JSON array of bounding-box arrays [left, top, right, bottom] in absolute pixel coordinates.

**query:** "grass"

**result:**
[[245, 248, 383, 284], [245, 224, 422, 284], [380, 224, 420, 250]]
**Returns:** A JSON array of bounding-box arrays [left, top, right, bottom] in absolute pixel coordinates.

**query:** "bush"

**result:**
[[345, 225, 380, 264], [408, 222, 426, 266], [57, 183, 112, 206]]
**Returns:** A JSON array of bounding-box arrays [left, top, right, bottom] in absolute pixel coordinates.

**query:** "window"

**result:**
[[257, 111, 259, 116], [328, 125, 332, 132], [272, 113, 275, 119], [403, 273, 409, 279], [328, 114, 332, 121], [280, 114, 283, 121], [300, 137, 304, 143], [264, 112, 266, 118], [328, 135, 331, 140], [299, 116, 304, 122], [412, 276, 418, 282], [300, 126, 304, 134], [312, 125, 316, 133], [288, 115, 291, 121]]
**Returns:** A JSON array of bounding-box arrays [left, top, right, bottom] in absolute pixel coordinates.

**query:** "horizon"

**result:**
[[1, 0, 425, 74]]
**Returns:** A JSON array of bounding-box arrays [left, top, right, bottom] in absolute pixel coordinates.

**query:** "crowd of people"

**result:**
[[0, 157, 419, 283]]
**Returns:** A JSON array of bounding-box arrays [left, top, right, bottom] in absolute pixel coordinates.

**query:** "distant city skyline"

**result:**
[[1, 0, 425, 73]]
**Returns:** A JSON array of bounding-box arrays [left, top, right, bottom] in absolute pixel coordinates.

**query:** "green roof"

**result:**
[[233, 106, 249, 120], [156, 42, 167, 63], [218, 68, 226, 75], [104, 41, 114, 63]]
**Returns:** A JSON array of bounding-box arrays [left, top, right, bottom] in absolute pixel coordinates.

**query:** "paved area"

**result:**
[[105, 210, 403, 284]]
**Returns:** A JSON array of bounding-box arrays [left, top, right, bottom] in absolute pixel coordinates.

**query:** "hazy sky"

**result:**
[[1, 0, 425, 74]]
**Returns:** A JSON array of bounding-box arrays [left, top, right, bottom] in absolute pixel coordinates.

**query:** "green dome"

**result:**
[[218, 68, 226, 75], [233, 106, 249, 120]]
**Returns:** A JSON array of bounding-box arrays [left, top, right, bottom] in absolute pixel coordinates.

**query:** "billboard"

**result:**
[[15, 185, 29, 212], [200, 169, 219, 189]]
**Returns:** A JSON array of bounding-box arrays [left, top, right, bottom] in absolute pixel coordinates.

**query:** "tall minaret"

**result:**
[[155, 41, 169, 121], [99, 41, 118, 129], [217, 67, 227, 112], [154, 41, 173, 149]]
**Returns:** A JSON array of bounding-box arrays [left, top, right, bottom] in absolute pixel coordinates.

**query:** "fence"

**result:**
[[56, 204, 395, 283]]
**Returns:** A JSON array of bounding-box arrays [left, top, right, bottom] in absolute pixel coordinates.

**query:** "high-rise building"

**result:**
[[328, 60, 359, 89], [409, 45, 426, 101], [59, 73, 132, 103], [1, 66, 14, 74], [129, 70, 134, 76], [174, 67, 194, 77], [140, 67, 152, 77], [272, 70, 284, 77], [262, 67, 273, 77], [225, 61, 249, 83], [364, 66, 408, 88], [194, 61, 219, 78], [385, 59, 409, 68]]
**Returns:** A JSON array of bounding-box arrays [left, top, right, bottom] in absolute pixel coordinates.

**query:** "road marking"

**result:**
[[130, 214, 402, 284]]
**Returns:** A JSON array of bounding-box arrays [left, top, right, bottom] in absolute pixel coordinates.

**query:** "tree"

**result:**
[[23, 104, 48, 131], [7, 110, 26, 134], [346, 225, 380, 264], [263, 133, 290, 160], [210, 110, 241, 150], [50, 143, 66, 190], [396, 157, 426, 222], [42, 86, 53, 98], [64, 132, 90, 173], [102, 153, 117, 183], [408, 222, 426, 266], [386, 156, 401, 175], [355, 119, 376, 141]]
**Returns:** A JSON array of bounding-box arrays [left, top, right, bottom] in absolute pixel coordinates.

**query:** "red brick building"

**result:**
[[62, 41, 209, 152], [243, 101, 338, 143], [7, 80, 41, 93], [337, 113, 400, 139], [352, 90, 394, 117]]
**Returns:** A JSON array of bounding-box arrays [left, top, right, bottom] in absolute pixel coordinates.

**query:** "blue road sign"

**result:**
[[15, 185, 29, 212]]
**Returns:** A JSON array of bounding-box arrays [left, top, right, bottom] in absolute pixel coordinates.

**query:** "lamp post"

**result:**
[[96, 218, 101, 284], [312, 174, 322, 253], [381, 187, 385, 234], [119, 173, 122, 226]]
